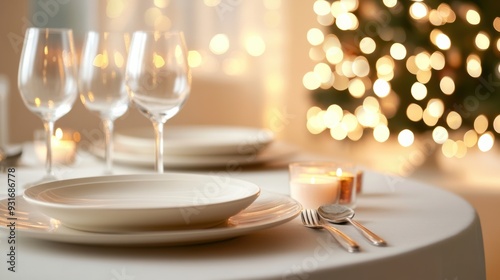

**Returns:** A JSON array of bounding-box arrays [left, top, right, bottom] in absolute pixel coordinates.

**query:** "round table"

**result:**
[[0, 146, 486, 280]]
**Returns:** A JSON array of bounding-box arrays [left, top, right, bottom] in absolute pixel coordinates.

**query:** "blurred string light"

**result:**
[[108, 0, 279, 75], [305, 0, 500, 158]]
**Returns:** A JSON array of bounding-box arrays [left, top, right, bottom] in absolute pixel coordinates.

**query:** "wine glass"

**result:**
[[18, 28, 78, 182], [125, 31, 191, 173], [79, 31, 129, 174]]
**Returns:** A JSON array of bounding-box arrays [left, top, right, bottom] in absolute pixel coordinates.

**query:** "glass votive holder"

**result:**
[[328, 163, 358, 209], [289, 162, 341, 210], [34, 128, 79, 165], [356, 170, 364, 194]]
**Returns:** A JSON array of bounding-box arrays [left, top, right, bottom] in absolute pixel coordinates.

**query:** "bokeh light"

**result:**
[[304, 0, 500, 157]]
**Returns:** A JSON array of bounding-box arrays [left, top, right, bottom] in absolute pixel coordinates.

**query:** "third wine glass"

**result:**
[[125, 31, 191, 173]]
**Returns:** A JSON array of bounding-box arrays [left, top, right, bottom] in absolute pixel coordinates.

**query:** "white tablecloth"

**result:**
[[0, 145, 486, 280]]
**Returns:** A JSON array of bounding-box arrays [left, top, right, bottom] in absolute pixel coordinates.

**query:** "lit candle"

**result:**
[[290, 174, 340, 209], [333, 168, 356, 206], [34, 128, 77, 165]]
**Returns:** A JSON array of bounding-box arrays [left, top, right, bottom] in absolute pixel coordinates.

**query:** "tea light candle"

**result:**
[[34, 128, 77, 165], [329, 168, 357, 207], [290, 174, 340, 209]]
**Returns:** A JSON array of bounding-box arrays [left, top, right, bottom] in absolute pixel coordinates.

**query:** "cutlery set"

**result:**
[[301, 207, 386, 253]]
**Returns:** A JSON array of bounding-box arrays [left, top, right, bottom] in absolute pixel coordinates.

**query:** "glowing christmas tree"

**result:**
[[304, 0, 500, 157]]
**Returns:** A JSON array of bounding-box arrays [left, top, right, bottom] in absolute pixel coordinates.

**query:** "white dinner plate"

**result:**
[[1, 192, 301, 246], [115, 126, 275, 156], [23, 174, 260, 232], [89, 141, 296, 169]]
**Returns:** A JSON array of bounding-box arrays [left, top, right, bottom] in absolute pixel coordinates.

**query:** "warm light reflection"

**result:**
[[409, 2, 428, 20], [336, 13, 359, 31], [348, 78, 365, 98], [352, 56, 370, 77], [93, 53, 109, 68], [209, 34, 230, 55], [245, 35, 266, 57], [390, 43, 406, 60], [188, 50, 202, 68], [398, 129, 414, 147], [411, 82, 427, 100], [494, 115, 500, 133], [430, 52, 445, 70], [55, 128, 64, 140], [437, 3, 456, 23], [440, 76, 455, 95], [152, 53, 165, 68], [474, 114, 488, 134], [478, 132, 494, 152], [446, 111, 462, 129], [427, 99, 444, 118], [442, 139, 458, 158], [466, 54, 482, 77], [432, 126, 448, 144], [307, 28, 324, 46], [465, 9, 481, 25], [436, 33, 451, 50], [494, 17, 500, 32], [313, 0, 331, 16], [360, 37, 376, 54], [415, 52, 431, 70], [303, 72, 321, 90], [373, 124, 390, 142], [464, 130, 478, 147], [407, 103, 423, 122], [475, 32, 490, 50], [373, 79, 390, 98], [382, 0, 397, 8]]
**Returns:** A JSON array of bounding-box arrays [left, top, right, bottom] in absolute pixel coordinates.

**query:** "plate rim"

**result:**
[[115, 125, 275, 155], [89, 141, 297, 168], [1, 191, 301, 246], [23, 173, 260, 210]]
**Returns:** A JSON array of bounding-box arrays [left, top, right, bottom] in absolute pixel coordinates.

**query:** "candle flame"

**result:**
[[55, 128, 64, 140], [336, 168, 343, 177], [310, 176, 316, 184]]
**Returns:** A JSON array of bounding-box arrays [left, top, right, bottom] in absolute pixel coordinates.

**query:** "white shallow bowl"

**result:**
[[23, 173, 260, 233]]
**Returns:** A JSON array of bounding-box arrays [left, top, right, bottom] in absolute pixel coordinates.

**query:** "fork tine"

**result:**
[[300, 210, 307, 225], [310, 209, 320, 225], [301, 208, 360, 253]]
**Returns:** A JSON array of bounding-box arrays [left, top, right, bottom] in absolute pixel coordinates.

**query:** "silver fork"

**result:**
[[301, 209, 360, 253]]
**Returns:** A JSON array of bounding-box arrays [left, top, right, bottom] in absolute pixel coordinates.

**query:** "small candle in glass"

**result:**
[[34, 128, 79, 165], [329, 164, 358, 208], [289, 162, 340, 209], [356, 170, 364, 193]]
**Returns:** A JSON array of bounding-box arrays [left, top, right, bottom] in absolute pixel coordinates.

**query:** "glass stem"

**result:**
[[43, 120, 55, 177], [153, 121, 164, 173], [102, 118, 114, 174]]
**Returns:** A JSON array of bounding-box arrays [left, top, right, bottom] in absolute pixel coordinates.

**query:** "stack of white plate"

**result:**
[[4, 173, 301, 246], [90, 126, 294, 168]]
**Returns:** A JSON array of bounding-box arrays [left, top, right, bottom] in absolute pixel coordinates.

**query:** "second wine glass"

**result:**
[[79, 31, 129, 173], [126, 31, 191, 173]]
